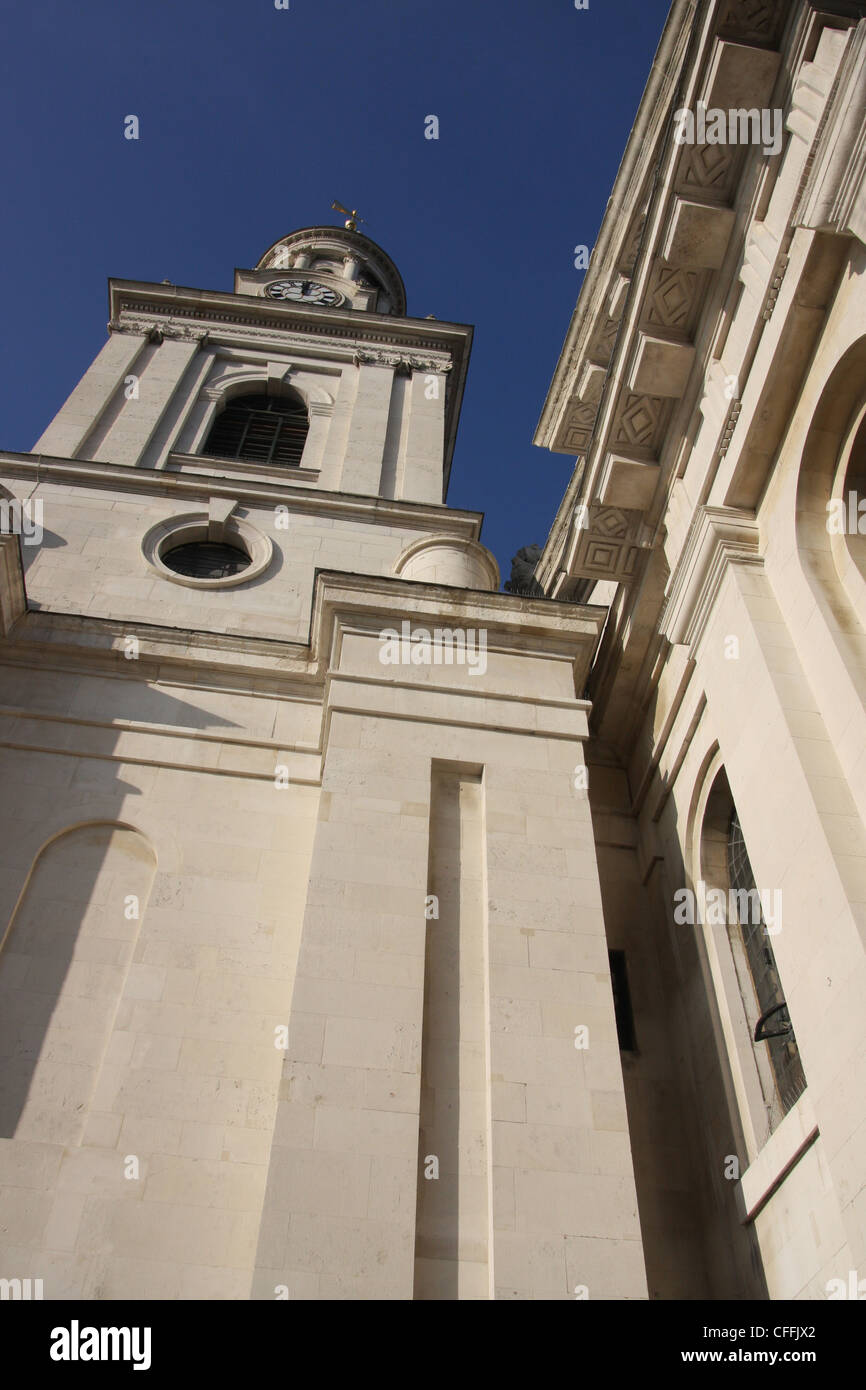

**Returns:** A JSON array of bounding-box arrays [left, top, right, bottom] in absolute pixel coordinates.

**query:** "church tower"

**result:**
[[0, 214, 646, 1300]]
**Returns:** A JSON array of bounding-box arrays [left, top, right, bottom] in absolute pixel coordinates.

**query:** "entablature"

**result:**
[[536, 0, 862, 593], [107, 281, 473, 487], [0, 450, 484, 541]]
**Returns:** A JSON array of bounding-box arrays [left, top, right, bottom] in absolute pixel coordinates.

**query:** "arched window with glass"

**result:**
[[727, 808, 806, 1117]]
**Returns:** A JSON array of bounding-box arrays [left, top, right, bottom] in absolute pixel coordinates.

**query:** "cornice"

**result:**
[[311, 570, 606, 644], [107, 282, 470, 357], [535, 0, 803, 588], [310, 571, 608, 696], [533, 0, 700, 449], [110, 310, 455, 372], [0, 608, 318, 688], [0, 451, 483, 540], [0, 560, 606, 703]]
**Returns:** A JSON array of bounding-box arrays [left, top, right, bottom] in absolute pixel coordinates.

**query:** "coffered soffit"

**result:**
[[536, 0, 861, 592]]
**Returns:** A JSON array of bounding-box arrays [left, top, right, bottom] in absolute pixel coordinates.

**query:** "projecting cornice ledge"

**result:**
[[660, 505, 761, 650], [310, 570, 607, 696]]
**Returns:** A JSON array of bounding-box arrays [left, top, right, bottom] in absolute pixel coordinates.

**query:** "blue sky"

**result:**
[[0, 0, 671, 582]]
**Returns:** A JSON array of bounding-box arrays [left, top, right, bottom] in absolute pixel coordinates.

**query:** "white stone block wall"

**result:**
[[0, 472, 460, 644], [0, 715, 319, 1298], [251, 608, 647, 1301], [33, 327, 453, 506]]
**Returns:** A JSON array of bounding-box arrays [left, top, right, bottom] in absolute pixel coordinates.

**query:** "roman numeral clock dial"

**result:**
[[265, 279, 342, 305]]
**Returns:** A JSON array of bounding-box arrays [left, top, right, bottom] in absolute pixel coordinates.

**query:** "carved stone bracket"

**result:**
[[110, 308, 456, 364], [110, 315, 210, 346], [612, 392, 666, 452], [560, 501, 653, 585], [561, 401, 600, 453], [352, 348, 453, 373], [717, 0, 787, 47]]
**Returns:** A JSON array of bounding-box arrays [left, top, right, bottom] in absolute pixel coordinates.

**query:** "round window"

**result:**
[[141, 512, 273, 589], [161, 541, 251, 580]]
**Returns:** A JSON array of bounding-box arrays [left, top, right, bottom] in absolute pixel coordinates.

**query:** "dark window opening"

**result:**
[[202, 392, 308, 467], [161, 541, 251, 580], [728, 809, 806, 1114], [609, 949, 637, 1052]]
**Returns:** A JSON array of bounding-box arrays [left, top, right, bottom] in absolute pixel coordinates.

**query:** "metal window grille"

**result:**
[[161, 541, 251, 580], [202, 394, 308, 467]]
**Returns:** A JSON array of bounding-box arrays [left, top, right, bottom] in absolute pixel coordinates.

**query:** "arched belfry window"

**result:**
[[727, 809, 806, 1116], [202, 391, 308, 467]]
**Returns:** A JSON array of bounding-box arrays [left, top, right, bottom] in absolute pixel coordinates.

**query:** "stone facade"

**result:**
[[0, 224, 644, 1299], [3, 0, 865, 1303], [534, 0, 866, 1299]]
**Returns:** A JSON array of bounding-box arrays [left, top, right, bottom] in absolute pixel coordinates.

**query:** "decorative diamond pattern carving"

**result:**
[[563, 401, 599, 453], [647, 267, 698, 330], [579, 540, 642, 581], [590, 318, 619, 367], [719, 0, 781, 43], [586, 543, 617, 572], [680, 144, 734, 192], [592, 507, 630, 540], [615, 394, 662, 448], [566, 403, 597, 430], [565, 502, 647, 583]]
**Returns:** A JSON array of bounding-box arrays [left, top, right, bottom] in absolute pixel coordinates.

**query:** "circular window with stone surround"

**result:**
[[142, 512, 273, 589]]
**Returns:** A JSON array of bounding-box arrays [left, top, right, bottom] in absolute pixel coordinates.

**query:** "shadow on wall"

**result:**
[[0, 822, 157, 1143], [0, 614, 262, 1147]]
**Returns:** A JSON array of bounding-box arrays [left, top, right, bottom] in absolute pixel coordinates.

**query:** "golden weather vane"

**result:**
[[331, 200, 365, 232]]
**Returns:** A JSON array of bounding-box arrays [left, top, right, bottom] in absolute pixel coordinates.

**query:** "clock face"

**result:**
[[265, 279, 343, 306]]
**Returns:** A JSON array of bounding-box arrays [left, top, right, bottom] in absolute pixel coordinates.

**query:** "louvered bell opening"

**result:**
[[271, 414, 309, 466], [161, 541, 251, 580], [202, 394, 308, 467], [239, 413, 281, 462]]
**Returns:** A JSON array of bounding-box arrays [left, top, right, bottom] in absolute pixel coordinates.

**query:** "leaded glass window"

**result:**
[[727, 809, 806, 1114]]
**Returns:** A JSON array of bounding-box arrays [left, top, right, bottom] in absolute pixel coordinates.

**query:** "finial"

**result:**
[[331, 199, 364, 233]]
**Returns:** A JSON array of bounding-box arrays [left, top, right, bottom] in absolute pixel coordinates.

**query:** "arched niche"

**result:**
[[0, 821, 156, 1143]]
